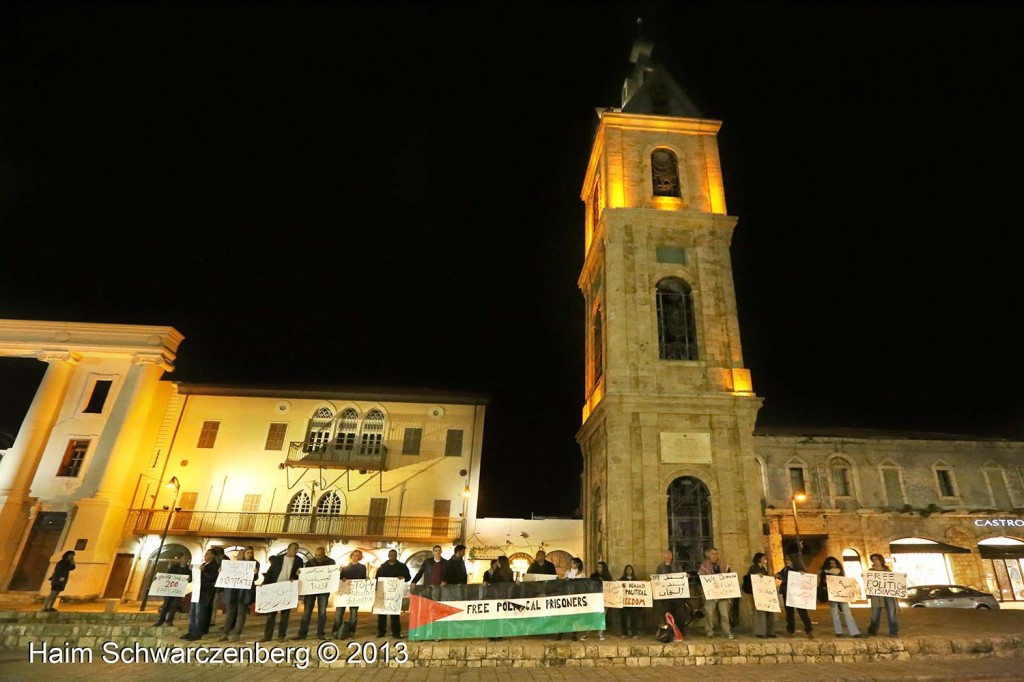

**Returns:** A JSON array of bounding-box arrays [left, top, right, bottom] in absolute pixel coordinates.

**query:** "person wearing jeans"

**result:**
[[819, 556, 864, 637], [295, 546, 335, 640], [697, 547, 734, 640], [866, 553, 900, 637], [777, 556, 814, 640], [332, 549, 367, 638]]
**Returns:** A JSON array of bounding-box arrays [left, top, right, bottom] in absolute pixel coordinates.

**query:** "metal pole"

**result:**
[[139, 482, 179, 611], [792, 497, 803, 560]]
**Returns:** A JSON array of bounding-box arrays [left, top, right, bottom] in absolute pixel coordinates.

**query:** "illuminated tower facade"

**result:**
[[577, 39, 764, 580]]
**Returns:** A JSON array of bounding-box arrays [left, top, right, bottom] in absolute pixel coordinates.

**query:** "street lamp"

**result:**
[[791, 492, 808, 560], [139, 476, 181, 611]]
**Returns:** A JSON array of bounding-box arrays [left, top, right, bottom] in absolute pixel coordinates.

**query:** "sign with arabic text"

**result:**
[[825, 574, 862, 602], [651, 572, 690, 600], [298, 564, 340, 596], [372, 577, 405, 615], [255, 580, 299, 614], [751, 574, 780, 612], [784, 571, 817, 610]]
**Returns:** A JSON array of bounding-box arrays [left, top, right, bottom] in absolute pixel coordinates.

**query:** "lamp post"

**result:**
[[791, 492, 808, 560], [460, 482, 471, 544], [140, 476, 181, 611]]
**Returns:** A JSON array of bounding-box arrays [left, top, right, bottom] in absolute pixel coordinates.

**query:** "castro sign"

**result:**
[[974, 518, 1024, 527]]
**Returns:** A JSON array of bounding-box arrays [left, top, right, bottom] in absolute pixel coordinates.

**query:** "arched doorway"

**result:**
[[667, 476, 712, 573], [546, 550, 573, 578], [137, 542, 190, 600]]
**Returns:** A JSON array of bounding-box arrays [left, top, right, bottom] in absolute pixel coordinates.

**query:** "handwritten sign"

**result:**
[[826, 575, 862, 602], [298, 564, 340, 596], [255, 580, 299, 614], [521, 573, 558, 582], [751, 574, 781, 612], [216, 560, 257, 590], [149, 572, 189, 598], [191, 566, 201, 603], [651, 572, 690, 600], [785, 571, 817, 610], [619, 580, 652, 608], [372, 577, 405, 615], [602, 581, 622, 608], [700, 572, 741, 600], [334, 579, 376, 609], [864, 571, 907, 598]]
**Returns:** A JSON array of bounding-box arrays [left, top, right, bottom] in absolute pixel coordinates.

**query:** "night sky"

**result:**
[[2, 2, 1023, 519]]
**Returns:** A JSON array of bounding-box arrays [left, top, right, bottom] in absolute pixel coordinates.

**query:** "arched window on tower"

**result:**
[[667, 476, 713, 573], [651, 148, 681, 198], [592, 305, 604, 386], [656, 277, 698, 360], [360, 409, 385, 456]]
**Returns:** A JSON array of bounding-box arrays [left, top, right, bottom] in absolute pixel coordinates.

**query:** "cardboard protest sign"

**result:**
[[215, 560, 257, 590], [651, 572, 690, 600], [751, 573, 781, 612], [372, 577, 405, 615], [700, 572, 741, 600], [149, 572, 189, 598], [619, 580, 652, 607], [298, 563, 340, 596], [334, 578, 376, 608], [255, 580, 299, 614], [602, 580, 623, 608], [864, 571, 907, 599], [825, 574, 862, 602], [784, 571, 817, 610]]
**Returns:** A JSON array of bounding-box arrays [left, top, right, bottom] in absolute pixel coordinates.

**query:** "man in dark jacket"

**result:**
[[442, 544, 468, 585], [332, 549, 367, 638], [295, 546, 336, 640], [410, 545, 447, 587], [154, 553, 192, 626], [375, 549, 411, 638], [260, 542, 304, 642], [527, 549, 557, 576]]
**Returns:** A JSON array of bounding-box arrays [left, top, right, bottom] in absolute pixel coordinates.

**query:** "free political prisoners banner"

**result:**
[[409, 580, 605, 641], [864, 571, 907, 599]]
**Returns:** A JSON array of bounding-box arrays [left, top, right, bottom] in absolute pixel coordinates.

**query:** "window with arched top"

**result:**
[[829, 457, 854, 499], [335, 408, 358, 451], [651, 148, 681, 198], [592, 306, 604, 386], [316, 491, 343, 516], [361, 409, 385, 455], [656, 277, 698, 360], [289, 491, 311, 514], [284, 491, 312, 533], [667, 476, 712, 573], [304, 407, 334, 453]]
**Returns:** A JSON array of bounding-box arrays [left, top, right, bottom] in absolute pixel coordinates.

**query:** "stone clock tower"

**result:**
[[576, 38, 764, 583]]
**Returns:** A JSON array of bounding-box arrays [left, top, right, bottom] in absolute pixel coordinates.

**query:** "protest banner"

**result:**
[[372, 577, 405, 615], [215, 560, 257, 590], [651, 572, 690, 600], [825, 574, 862, 602], [602, 580, 622, 608], [620, 580, 653, 607], [335, 578, 376, 609], [864, 570, 907, 598], [255, 580, 299, 614], [298, 563, 340, 596], [149, 572, 189, 598], [751, 573, 781, 612], [784, 571, 817, 610], [700, 572, 741, 600], [409, 580, 604, 640]]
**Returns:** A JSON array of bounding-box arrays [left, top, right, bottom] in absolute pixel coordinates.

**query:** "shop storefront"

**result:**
[[979, 537, 1024, 602], [889, 537, 970, 586]]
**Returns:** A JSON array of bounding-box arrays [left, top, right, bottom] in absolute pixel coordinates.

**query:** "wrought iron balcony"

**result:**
[[285, 440, 387, 470], [124, 508, 461, 543]]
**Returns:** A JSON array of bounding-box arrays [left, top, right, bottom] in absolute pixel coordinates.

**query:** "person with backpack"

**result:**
[[744, 552, 777, 638]]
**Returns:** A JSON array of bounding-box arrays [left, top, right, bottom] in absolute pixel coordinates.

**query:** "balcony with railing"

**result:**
[[124, 508, 462, 543], [286, 441, 387, 470]]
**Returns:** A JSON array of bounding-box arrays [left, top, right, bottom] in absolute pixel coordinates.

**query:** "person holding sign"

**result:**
[[697, 547, 734, 640], [154, 554, 191, 626], [776, 556, 814, 639], [221, 547, 259, 642], [375, 549, 411, 638], [866, 553, 900, 637], [182, 549, 220, 641], [332, 549, 367, 638], [655, 550, 687, 638], [296, 546, 335, 640], [819, 556, 864, 638], [619, 564, 641, 638], [588, 561, 613, 641], [744, 552, 778, 638], [260, 542, 304, 643]]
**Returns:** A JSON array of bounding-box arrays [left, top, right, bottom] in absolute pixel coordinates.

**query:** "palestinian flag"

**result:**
[[409, 580, 605, 641]]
